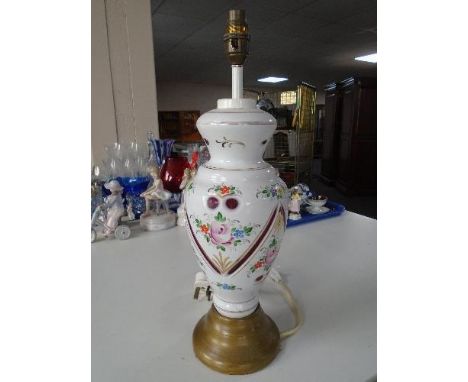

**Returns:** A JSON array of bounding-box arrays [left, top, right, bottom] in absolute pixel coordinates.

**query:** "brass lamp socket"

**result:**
[[224, 9, 250, 66]]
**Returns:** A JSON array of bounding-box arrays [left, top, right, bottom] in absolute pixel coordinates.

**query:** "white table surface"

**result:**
[[92, 211, 376, 382]]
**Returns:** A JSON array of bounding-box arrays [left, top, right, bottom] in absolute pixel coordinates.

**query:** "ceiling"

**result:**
[[151, 0, 377, 90]]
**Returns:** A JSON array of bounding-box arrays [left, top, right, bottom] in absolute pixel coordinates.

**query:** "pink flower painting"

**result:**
[[265, 248, 278, 265], [210, 221, 233, 245]]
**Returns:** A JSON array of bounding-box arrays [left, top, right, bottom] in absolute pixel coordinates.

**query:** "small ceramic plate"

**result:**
[[306, 206, 330, 215]]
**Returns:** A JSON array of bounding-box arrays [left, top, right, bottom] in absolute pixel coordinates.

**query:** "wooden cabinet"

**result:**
[[321, 82, 342, 183], [321, 77, 376, 195], [158, 111, 201, 142]]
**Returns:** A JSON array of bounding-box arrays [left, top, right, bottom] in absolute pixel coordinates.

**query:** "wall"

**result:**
[[92, 0, 159, 164], [91, 0, 118, 163], [156, 81, 258, 113], [156, 81, 325, 115]]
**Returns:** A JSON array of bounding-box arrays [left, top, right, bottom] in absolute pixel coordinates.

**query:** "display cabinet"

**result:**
[[321, 82, 343, 184], [321, 77, 377, 195]]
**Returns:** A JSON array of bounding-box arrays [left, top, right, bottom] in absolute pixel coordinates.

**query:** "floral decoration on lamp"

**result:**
[[256, 183, 287, 200], [208, 184, 242, 197], [192, 212, 260, 251]]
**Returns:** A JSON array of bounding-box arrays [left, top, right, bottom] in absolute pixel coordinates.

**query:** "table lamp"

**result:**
[[184, 10, 289, 374]]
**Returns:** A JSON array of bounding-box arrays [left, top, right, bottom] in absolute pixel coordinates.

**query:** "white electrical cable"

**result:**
[[267, 268, 303, 340]]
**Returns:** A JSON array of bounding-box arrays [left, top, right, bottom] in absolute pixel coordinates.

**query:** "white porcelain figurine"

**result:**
[[288, 188, 302, 220], [102, 180, 126, 236], [140, 164, 172, 217], [126, 201, 136, 221], [177, 152, 199, 226], [140, 164, 176, 231]]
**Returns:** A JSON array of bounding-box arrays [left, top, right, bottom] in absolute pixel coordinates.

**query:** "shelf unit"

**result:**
[[263, 83, 317, 188]]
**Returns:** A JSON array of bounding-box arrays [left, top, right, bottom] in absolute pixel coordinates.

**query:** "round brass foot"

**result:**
[[193, 304, 280, 375]]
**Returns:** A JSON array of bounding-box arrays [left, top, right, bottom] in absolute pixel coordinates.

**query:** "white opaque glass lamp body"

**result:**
[[184, 98, 289, 318]]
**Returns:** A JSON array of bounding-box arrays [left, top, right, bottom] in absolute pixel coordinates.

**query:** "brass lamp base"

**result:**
[[193, 304, 280, 375]]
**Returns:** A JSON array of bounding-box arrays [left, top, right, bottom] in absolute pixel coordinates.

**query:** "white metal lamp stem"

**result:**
[[232, 65, 243, 99]]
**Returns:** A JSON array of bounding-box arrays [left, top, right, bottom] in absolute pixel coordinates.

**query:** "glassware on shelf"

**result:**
[[160, 155, 190, 193], [148, 136, 175, 168], [94, 140, 152, 219], [100, 140, 150, 179], [123, 157, 137, 177], [118, 176, 150, 219]]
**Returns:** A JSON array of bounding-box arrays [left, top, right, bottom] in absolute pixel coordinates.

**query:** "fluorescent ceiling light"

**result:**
[[355, 53, 377, 63], [257, 76, 288, 83]]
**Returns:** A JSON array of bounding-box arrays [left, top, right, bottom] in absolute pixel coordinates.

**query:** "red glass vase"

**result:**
[[160, 155, 190, 193]]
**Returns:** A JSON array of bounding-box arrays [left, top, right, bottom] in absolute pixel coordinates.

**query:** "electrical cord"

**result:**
[[267, 268, 303, 340], [193, 268, 303, 340]]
